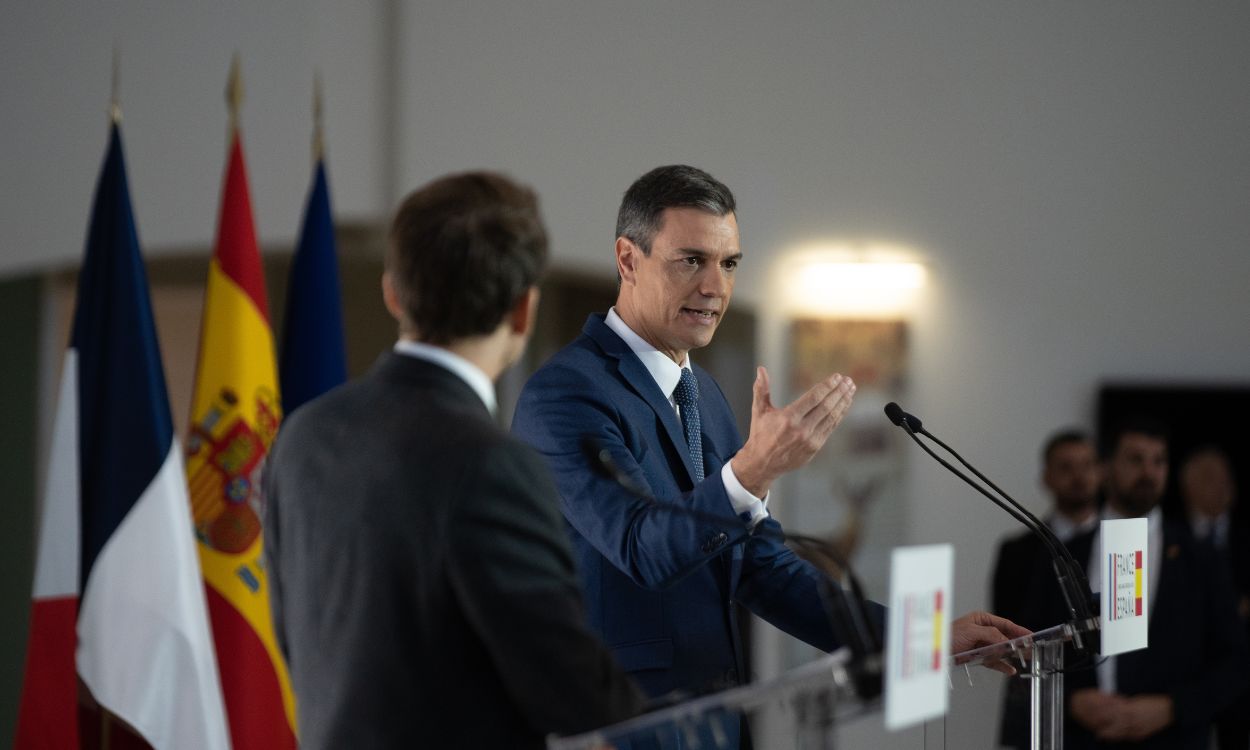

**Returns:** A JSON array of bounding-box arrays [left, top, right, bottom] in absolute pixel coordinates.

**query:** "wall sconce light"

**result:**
[[774, 250, 928, 317], [797, 261, 925, 294]]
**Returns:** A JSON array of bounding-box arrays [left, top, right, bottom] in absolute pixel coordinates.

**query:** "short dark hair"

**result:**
[[1180, 443, 1231, 470], [1042, 429, 1092, 465], [1100, 415, 1170, 459], [387, 171, 548, 345], [615, 165, 736, 254]]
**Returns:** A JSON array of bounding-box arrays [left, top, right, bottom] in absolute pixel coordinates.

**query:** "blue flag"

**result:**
[[280, 160, 347, 413], [73, 125, 175, 585]]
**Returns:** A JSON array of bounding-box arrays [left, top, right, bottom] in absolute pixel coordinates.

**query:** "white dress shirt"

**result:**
[[393, 339, 497, 416], [1189, 511, 1230, 550], [1048, 512, 1099, 544], [604, 308, 769, 527]]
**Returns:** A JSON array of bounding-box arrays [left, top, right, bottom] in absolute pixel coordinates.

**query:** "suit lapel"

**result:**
[[584, 315, 700, 486]]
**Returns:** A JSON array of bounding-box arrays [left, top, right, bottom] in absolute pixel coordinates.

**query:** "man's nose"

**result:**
[[699, 266, 729, 296]]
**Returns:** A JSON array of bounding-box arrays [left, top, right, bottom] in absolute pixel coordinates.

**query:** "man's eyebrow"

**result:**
[[671, 248, 744, 262]]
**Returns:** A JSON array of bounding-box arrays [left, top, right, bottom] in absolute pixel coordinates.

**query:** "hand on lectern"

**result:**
[[949, 611, 1031, 675]]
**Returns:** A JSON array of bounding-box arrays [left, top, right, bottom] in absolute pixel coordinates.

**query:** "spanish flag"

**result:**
[[186, 127, 297, 749]]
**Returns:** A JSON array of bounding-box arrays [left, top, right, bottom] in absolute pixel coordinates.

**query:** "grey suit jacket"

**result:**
[[263, 352, 642, 749]]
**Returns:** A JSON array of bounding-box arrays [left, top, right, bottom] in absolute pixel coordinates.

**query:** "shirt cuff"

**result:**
[[721, 461, 769, 528]]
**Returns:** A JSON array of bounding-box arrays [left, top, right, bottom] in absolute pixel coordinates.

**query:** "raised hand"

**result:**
[[731, 366, 855, 497]]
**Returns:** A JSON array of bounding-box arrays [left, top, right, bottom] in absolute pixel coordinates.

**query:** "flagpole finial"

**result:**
[[313, 70, 324, 163], [110, 47, 122, 124], [226, 53, 243, 132]]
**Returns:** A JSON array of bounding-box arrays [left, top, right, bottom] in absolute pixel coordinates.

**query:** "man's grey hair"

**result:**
[[615, 165, 736, 254]]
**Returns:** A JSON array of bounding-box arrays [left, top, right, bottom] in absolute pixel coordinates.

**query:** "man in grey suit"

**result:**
[[263, 171, 644, 748]]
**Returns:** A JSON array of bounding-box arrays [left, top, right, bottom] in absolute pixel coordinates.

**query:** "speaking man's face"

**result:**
[[1106, 432, 1169, 517], [616, 207, 741, 363]]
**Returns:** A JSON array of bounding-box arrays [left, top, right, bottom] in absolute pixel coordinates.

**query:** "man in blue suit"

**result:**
[[512, 165, 1026, 722]]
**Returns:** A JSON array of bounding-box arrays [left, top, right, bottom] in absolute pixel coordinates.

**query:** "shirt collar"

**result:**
[[1103, 502, 1163, 528], [1189, 511, 1230, 544], [605, 307, 690, 399], [1048, 511, 1099, 543], [1105, 500, 1160, 525], [392, 339, 497, 415]]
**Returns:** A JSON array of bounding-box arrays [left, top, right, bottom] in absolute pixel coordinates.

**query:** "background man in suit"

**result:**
[[263, 172, 643, 749], [993, 429, 1102, 629], [512, 165, 1027, 729], [1178, 445, 1250, 749], [991, 429, 1102, 748], [1066, 419, 1246, 749]]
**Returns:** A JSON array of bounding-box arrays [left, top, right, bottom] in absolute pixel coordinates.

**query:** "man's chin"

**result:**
[[1120, 492, 1161, 518], [684, 333, 716, 351], [1056, 498, 1097, 516], [675, 325, 719, 351]]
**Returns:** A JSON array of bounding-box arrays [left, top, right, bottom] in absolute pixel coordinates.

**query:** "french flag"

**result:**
[[15, 124, 230, 749]]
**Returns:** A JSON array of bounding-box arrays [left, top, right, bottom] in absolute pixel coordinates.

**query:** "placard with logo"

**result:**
[[885, 544, 952, 730], [1099, 518, 1149, 656]]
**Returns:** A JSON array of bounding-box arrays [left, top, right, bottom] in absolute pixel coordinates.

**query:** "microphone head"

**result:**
[[580, 436, 614, 478], [580, 435, 653, 500], [883, 402, 924, 432]]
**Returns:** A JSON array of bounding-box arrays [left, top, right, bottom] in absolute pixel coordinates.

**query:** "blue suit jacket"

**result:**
[[513, 314, 880, 700]]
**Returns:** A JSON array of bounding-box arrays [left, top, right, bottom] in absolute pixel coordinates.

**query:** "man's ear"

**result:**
[[381, 271, 417, 338], [381, 272, 404, 322], [509, 286, 540, 337], [615, 236, 640, 285]]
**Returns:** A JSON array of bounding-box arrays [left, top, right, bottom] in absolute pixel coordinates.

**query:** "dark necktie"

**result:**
[[673, 368, 705, 483]]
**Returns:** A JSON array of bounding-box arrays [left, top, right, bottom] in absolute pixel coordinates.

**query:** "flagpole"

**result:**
[[110, 48, 121, 124], [226, 53, 243, 140], [103, 52, 119, 750], [312, 70, 324, 166]]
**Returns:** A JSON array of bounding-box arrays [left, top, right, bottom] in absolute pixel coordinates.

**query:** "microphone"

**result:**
[[580, 436, 884, 699], [883, 402, 922, 432], [882, 403, 1097, 650]]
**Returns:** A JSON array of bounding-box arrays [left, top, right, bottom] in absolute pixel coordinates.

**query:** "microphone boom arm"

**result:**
[[884, 403, 1097, 651]]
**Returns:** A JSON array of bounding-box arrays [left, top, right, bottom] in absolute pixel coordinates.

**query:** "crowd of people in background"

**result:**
[[991, 420, 1249, 750]]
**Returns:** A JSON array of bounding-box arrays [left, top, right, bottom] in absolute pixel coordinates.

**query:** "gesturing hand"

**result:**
[[731, 367, 855, 497]]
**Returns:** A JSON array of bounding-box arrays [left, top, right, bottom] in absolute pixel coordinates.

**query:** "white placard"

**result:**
[[885, 544, 952, 731], [1098, 518, 1149, 656]]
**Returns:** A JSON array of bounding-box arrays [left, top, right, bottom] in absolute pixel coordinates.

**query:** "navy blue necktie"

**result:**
[[673, 368, 705, 483]]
